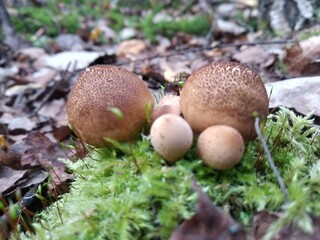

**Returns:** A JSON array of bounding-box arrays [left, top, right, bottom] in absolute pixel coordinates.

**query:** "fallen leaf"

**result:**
[[4, 83, 42, 97], [0, 135, 9, 149], [38, 99, 67, 127], [265, 76, 320, 116], [29, 67, 57, 85], [170, 182, 247, 240], [0, 166, 27, 193], [216, 18, 247, 36], [34, 51, 102, 70], [252, 211, 320, 240], [55, 33, 86, 51], [284, 36, 320, 76], [117, 39, 147, 58], [18, 47, 46, 61], [233, 46, 274, 65], [7, 116, 37, 133], [0, 148, 22, 169]]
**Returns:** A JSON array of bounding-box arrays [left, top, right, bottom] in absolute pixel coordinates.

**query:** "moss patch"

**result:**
[[18, 108, 320, 239]]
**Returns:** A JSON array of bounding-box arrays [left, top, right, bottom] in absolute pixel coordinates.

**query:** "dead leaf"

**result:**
[[0, 148, 22, 169], [52, 126, 71, 142], [30, 67, 57, 85], [141, 64, 167, 88], [117, 39, 147, 58], [215, 19, 247, 36], [0, 135, 9, 149], [18, 47, 46, 61], [265, 76, 320, 116], [38, 99, 67, 127], [34, 51, 102, 70], [0, 166, 27, 193], [7, 116, 37, 133], [252, 211, 320, 240], [170, 182, 247, 240], [55, 33, 86, 51], [284, 36, 320, 76], [233, 46, 274, 65], [301, 62, 320, 76], [4, 83, 42, 97]]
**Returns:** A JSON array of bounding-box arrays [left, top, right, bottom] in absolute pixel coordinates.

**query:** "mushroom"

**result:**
[[180, 61, 269, 141], [197, 125, 244, 170], [151, 94, 181, 122], [150, 114, 193, 163], [67, 65, 154, 147]]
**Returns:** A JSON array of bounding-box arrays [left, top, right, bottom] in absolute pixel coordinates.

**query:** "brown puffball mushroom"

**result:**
[[197, 125, 245, 170], [150, 114, 193, 163], [180, 61, 269, 141], [151, 95, 181, 122], [67, 65, 154, 147]]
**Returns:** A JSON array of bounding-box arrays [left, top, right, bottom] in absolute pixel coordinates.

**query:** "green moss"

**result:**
[[140, 14, 211, 43], [12, 6, 59, 36], [17, 108, 320, 239], [11, 0, 109, 40]]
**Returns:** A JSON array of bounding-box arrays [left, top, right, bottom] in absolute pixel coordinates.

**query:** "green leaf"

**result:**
[[108, 107, 124, 120]]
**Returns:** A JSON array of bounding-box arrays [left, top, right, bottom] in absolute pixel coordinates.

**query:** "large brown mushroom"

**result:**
[[67, 65, 154, 147], [180, 61, 269, 141]]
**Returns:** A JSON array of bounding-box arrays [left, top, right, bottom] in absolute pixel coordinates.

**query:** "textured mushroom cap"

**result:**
[[151, 95, 181, 122], [150, 114, 193, 162], [67, 65, 154, 147], [180, 61, 269, 141], [197, 125, 244, 170]]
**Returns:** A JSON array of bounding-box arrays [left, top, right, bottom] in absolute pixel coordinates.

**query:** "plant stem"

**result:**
[[254, 117, 290, 204]]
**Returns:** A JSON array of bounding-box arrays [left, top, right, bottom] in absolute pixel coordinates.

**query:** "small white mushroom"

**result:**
[[150, 114, 193, 163], [151, 94, 181, 122], [197, 125, 245, 170]]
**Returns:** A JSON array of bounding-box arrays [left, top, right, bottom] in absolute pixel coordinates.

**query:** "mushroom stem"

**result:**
[[254, 117, 290, 204]]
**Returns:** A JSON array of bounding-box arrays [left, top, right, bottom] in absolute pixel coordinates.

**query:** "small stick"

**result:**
[[0, 184, 40, 237], [29, 62, 71, 117], [254, 117, 290, 204]]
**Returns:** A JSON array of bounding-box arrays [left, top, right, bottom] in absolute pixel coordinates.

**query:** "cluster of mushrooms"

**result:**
[[67, 62, 269, 170]]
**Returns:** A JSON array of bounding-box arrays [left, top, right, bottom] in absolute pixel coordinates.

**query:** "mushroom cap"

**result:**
[[150, 114, 193, 162], [158, 94, 180, 107], [197, 125, 245, 170], [151, 95, 181, 122], [180, 61, 269, 141], [67, 65, 154, 147]]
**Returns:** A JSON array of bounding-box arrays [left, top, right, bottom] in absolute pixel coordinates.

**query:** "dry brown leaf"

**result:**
[[38, 99, 68, 127], [117, 39, 147, 58], [284, 36, 320, 75], [233, 46, 274, 65], [170, 183, 246, 240], [265, 76, 320, 116], [0, 166, 27, 193], [252, 211, 320, 240]]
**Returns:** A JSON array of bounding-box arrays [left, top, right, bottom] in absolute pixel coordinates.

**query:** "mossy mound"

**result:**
[[17, 108, 320, 239]]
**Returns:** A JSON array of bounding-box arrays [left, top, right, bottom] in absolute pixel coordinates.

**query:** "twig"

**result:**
[[115, 39, 296, 66], [176, 0, 197, 16], [0, 184, 40, 237], [0, 0, 18, 48], [254, 117, 290, 204], [29, 62, 71, 117]]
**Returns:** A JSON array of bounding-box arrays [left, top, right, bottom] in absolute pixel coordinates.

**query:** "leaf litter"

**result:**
[[0, 0, 320, 239]]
